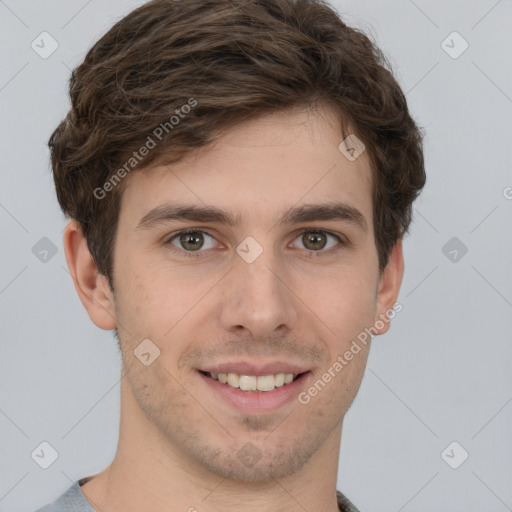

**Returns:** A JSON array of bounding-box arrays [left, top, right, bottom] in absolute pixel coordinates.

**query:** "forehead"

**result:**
[[119, 105, 373, 230]]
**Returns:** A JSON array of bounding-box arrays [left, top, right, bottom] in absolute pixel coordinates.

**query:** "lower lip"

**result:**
[[199, 372, 310, 414]]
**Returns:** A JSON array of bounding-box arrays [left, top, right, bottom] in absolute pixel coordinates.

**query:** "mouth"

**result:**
[[199, 370, 305, 392], [197, 366, 311, 414]]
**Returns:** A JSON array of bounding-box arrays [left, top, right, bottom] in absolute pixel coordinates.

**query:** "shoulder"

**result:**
[[336, 490, 361, 512], [35, 481, 95, 512]]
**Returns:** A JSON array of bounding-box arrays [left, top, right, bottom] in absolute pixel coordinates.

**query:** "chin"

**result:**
[[187, 436, 320, 482]]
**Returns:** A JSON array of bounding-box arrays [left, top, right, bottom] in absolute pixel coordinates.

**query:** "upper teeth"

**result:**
[[209, 372, 297, 392]]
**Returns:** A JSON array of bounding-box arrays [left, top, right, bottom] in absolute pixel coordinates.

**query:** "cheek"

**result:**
[[301, 269, 377, 333], [113, 259, 213, 362], [113, 262, 167, 341], [116, 256, 174, 311]]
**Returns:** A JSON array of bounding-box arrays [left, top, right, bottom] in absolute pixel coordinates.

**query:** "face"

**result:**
[[107, 104, 396, 481]]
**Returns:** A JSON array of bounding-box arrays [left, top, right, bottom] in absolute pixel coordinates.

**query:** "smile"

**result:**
[[198, 367, 311, 414], [200, 371, 302, 392]]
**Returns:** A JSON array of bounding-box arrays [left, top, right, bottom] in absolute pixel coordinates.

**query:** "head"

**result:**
[[53, 0, 425, 482]]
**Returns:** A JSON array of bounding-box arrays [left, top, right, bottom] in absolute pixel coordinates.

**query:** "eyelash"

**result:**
[[164, 227, 346, 259]]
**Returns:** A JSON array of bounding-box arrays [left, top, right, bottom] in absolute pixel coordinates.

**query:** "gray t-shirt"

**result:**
[[35, 479, 95, 512], [35, 478, 360, 511]]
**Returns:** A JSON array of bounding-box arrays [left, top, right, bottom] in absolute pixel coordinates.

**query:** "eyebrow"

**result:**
[[136, 202, 367, 232]]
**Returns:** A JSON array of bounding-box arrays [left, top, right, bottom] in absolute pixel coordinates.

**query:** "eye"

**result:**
[[290, 229, 344, 256], [164, 227, 346, 259], [166, 229, 219, 256]]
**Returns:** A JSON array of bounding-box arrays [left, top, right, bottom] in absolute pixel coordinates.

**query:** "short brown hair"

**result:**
[[50, 0, 426, 288]]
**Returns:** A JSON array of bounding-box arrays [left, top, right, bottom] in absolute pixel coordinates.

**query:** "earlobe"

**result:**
[[63, 220, 117, 330], [373, 239, 404, 336]]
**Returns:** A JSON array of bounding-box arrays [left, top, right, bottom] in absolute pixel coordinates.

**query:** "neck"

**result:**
[[81, 382, 343, 512]]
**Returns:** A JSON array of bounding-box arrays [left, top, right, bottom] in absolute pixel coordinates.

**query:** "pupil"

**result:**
[[305, 232, 326, 250], [181, 232, 203, 250]]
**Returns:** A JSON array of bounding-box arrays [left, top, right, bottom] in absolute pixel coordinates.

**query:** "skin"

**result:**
[[64, 103, 403, 512]]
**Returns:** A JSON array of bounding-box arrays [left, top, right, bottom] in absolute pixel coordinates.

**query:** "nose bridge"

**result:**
[[220, 240, 297, 337]]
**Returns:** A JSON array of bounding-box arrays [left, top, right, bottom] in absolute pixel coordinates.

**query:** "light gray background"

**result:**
[[1, 0, 511, 511]]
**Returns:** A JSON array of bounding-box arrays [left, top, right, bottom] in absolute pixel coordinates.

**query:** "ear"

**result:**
[[63, 220, 117, 330], [373, 238, 404, 336]]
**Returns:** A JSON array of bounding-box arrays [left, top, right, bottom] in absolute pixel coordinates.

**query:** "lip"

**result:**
[[198, 361, 309, 376], [198, 370, 311, 414]]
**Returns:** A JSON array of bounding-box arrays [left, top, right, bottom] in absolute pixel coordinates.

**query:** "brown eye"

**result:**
[[302, 231, 328, 250], [179, 231, 204, 251], [167, 230, 217, 254], [292, 229, 341, 253]]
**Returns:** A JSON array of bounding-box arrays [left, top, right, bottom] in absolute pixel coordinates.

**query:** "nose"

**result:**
[[219, 245, 298, 341]]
